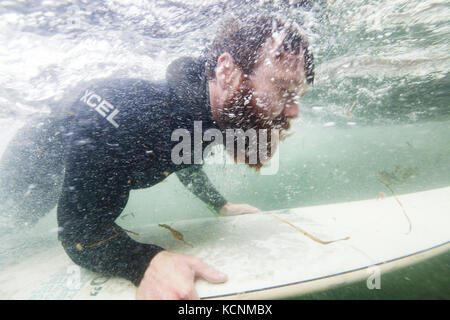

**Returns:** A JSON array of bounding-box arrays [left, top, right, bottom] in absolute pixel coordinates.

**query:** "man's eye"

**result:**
[[279, 89, 289, 97], [280, 90, 296, 100]]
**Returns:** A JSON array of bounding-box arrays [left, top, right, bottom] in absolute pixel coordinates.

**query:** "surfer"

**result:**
[[0, 14, 314, 299]]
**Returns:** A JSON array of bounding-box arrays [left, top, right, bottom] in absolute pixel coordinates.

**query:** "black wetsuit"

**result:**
[[0, 57, 227, 285]]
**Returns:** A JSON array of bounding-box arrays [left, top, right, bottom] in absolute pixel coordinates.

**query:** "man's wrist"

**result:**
[[206, 199, 228, 216], [219, 202, 231, 215], [133, 245, 166, 286]]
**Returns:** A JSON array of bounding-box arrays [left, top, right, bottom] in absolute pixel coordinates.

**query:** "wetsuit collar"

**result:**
[[166, 56, 220, 132]]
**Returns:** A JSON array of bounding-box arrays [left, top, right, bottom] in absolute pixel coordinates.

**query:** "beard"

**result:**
[[217, 83, 292, 170]]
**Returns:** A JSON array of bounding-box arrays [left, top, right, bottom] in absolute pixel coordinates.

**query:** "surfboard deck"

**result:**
[[1, 187, 449, 300]]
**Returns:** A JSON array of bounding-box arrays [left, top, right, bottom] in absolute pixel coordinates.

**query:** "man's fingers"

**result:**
[[190, 258, 228, 284], [175, 282, 200, 300], [138, 251, 223, 300], [188, 288, 200, 300], [238, 205, 260, 215], [246, 206, 261, 213]]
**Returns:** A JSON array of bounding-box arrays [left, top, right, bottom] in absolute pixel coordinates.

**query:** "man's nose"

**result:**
[[282, 103, 299, 118]]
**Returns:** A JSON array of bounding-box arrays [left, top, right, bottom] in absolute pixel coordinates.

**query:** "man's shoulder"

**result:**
[[84, 78, 166, 98], [61, 77, 169, 134], [57, 77, 166, 110], [68, 77, 169, 113], [166, 56, 207, 105], [166, 56, 205, 86]]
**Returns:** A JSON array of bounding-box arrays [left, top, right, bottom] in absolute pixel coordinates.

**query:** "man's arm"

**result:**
[[175, 165, 228, 213], [57, 146, 164, 286], [58, 140, 228, 299], [175, 165, 260, 216]]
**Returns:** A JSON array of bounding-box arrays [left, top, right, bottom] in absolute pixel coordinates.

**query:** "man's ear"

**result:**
[[215, 52, 243, 91], [265, 32, 286, 60]]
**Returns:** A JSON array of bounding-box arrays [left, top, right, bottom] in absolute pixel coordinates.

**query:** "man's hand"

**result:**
[[220, 202, 261, 216], [136, 251, 227, 300]]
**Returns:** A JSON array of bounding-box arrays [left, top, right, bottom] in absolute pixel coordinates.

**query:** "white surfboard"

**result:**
[[0, 186, 449, 300]]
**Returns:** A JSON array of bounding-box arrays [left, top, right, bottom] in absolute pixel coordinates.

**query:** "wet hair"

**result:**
[[205, 14, 314, 84]]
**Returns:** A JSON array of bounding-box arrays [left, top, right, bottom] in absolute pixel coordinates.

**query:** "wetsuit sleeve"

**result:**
[[175, 165, 228, 212], [57, 143, 164, 287]]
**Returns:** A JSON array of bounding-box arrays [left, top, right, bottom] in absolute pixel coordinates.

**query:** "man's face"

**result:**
[[221, 45, 308, 133], [246, 44, 308, 122], [218, 45, 308, 169]]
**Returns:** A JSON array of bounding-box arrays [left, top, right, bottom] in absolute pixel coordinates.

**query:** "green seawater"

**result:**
[[293, 249, 450, 300]]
